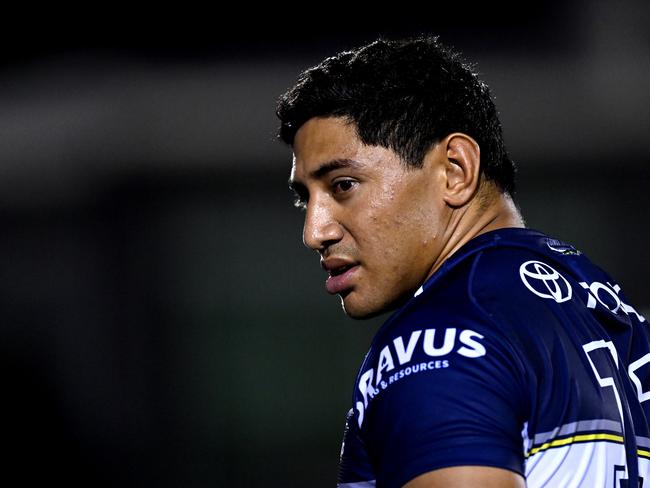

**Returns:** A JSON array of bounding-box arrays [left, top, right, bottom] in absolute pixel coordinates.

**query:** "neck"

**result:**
[[425, 190, 524, 280]]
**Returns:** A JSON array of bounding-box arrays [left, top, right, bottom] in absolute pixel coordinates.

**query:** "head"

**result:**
[[276, 35, 517, 319]]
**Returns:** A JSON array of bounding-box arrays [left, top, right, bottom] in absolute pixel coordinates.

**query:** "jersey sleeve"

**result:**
[[357, 303, 530, 487]]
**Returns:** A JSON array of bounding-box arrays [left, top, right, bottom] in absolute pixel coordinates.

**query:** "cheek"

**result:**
[[354, 183, 440, 258], [360, 206, 426, 252], [362, 226, 417, 280]]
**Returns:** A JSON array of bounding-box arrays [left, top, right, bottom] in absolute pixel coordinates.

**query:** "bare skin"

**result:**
[[290, 116, 526, 487], [290, 116, 524, 319], [403, 465, 526, 488]]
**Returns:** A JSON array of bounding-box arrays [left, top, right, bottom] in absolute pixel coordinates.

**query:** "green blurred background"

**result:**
[[1, 3, 649, 486]]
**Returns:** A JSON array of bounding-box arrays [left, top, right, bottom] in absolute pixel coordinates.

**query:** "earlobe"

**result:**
[[442, 133, 481, 207]]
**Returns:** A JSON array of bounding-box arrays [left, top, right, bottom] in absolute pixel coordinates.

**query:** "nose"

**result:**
[[303, 199, 344, 251]]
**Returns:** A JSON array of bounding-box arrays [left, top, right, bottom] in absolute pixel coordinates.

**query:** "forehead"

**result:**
[[291, 117, 361, 175], [290, 117, 402, 183]]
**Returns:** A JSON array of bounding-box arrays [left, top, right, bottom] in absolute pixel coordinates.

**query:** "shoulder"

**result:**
[[394, 228, 596, 370], [362, 232, 549, 379], [457, 229, 635, 336], [350, 241, 533, 487], [409, 228, 574, 318], [355, 238, 538, 428], [394, 233, 548, 343], [433, 229, 597, 331]]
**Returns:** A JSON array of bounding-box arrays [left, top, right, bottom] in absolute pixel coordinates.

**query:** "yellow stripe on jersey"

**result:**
[[526, 433, 624, 458], [637, 448, 650, 459]]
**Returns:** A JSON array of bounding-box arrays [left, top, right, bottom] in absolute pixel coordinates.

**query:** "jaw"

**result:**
[[338, 287, 374, 320], [339, 286, 413, 320]]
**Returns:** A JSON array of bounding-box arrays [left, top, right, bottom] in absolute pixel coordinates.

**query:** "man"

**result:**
[[275, 35, 649, 487]]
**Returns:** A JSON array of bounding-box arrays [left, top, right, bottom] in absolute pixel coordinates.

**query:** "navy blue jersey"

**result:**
[[337, 228, 649, 488]]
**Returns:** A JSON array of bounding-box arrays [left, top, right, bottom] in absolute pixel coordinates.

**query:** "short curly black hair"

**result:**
[[275, 34, 516, 195]]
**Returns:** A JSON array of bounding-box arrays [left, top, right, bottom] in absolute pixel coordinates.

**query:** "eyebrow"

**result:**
[[288, 158, 362, 192]]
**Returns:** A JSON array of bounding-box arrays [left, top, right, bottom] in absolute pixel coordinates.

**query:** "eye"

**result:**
[[332, 178, 358, 195]]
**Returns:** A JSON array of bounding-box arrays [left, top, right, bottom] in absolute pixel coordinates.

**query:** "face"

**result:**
[[289, 116, 451, 319]]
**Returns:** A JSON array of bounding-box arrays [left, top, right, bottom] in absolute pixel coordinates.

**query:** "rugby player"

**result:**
[[275, 35, 649, 487]]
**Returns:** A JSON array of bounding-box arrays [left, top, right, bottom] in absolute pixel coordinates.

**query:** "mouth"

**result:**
[[325, 264, 360, 295], [329, 263, 356, 277]]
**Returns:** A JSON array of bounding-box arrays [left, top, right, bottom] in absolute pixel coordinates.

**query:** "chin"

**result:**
[[340, 293, 398, 320], [340, 286, 415, 320]]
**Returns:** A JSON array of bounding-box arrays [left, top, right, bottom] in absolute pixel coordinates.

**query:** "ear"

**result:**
[[441, 133, 481, 207]]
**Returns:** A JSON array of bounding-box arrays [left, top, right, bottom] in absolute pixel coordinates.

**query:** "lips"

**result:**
[[329, 263, 355, 276], [321, 258, 360, 294]]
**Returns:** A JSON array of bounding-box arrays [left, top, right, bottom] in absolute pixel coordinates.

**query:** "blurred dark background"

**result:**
[[1, 2, 648, 486]]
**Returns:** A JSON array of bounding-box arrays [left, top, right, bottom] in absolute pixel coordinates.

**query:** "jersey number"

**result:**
[[615, 464, 644, 487], [583, 341, 646, 487], [583, 340, 624, 425]]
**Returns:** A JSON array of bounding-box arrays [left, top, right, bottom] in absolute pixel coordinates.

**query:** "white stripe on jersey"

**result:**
[[525, 440, 649, 487]]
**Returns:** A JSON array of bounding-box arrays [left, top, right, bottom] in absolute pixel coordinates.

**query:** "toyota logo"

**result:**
[[519, 260, 573, 303]]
